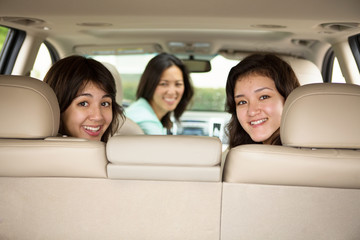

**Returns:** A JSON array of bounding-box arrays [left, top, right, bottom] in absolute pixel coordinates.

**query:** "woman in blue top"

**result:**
[[126, 53, 194, 135]]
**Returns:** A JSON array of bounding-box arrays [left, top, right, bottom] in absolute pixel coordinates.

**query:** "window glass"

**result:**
[[190, 55, 236, 111], [0, 26, 9, 52], [331, 57, 346, 83], [30, 43, 53, 80], [88, 54, 237, 112]]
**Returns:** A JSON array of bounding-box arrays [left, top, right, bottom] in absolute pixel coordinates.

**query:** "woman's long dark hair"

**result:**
[[44, 55, 124, 142], [136, 53, 194, 129], [225, 53, 300, 148]]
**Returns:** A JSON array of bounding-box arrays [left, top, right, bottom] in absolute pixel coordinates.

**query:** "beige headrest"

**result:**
[[115, 117, 144, 135], [102, 62, 123, 104], [284, 57, 323, 85], [281, 83, 360, 148], [107, 135, 222, 166], [0, 75, 60, 138]]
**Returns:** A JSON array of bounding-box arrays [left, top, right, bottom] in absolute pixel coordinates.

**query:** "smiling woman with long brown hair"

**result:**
[[126, 53, 194, 135], [225, 53, 300, 148]]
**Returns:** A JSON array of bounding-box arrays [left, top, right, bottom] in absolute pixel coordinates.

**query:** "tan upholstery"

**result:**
[[224, 83, 360, 188], [102, 62, 144, 135], [0, 75, 60, 138], [107, 135, 222, 181], [0, 75, 107, 178], [285, 57, 323, 85], [281, 83, 360, 148], [0, 178, 222, 240], [0, 137, 107, 177], [223, 144, 360, 189], [221, 83, 360, 239], [221, 183, 360, 240], [115, 116, 144, 135], [0, 75, 222, 239], [102, 61, 123, 104]]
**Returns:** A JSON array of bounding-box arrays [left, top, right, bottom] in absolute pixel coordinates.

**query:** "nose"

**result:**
[[166, 84, 177, 95], [247, 102, 260, 117], [89, 105, 104, 121]]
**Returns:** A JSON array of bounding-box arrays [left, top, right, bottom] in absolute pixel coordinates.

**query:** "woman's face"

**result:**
[[61, 81, 113, 141], [234, 73, 285, 144], [150, 65, 185, 119]]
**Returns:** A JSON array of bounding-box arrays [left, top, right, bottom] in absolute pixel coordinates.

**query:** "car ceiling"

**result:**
[[1, 0, 360, 61]]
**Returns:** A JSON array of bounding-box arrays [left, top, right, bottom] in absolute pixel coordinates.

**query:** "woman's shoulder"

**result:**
[[125, 98, 158, 122], [126, 98, 147, 113], [126, 98, 150, 110]]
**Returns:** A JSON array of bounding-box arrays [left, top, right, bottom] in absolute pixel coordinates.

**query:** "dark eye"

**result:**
[[102, 101, 111, 107], [78, 101, 88, 107], [260, 95, 270, 100], [159, 82, 168, 86], [237, 100, 247, 105]]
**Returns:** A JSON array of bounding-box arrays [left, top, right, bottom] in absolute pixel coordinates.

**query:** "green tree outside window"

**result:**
[[0, 26, 9, 51]]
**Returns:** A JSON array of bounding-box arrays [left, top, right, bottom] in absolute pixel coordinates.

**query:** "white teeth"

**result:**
[[84, 126, 100, 131], [251, 119, 267, 125]]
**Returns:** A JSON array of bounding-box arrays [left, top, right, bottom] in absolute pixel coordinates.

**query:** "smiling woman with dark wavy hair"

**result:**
[[225, 53, 300, 148], [126, 53, 194, 135]]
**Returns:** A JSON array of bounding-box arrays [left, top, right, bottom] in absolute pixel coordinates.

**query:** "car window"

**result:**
[[88, 53, 238, 112], [30, 43, 53, 80], [190, 55, 237, 111], [0, 26, 9, 51], [332, 57, 346, 83]]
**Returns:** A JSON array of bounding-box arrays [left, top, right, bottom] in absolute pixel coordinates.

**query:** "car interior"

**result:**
[[1, 0, 360, 239]]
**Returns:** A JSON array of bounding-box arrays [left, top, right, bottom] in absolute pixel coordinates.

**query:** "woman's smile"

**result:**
[[62, 81, 113, 141], [235, 74, 285, 143]]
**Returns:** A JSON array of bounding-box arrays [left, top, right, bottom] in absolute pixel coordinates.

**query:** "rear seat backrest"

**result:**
[[0, 76, 222, 240], [107, 135, 222, 181], [221, 83, 360, 240], [0, 75, 107, 177]]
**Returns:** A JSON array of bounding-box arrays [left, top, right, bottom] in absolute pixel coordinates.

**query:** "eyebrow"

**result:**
[[75, 93, 112, 99], [234, 87, 274, 99], [159, 79, 183, 82]]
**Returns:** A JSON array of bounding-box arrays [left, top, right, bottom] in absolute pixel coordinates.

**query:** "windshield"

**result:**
[[88, 54, 238, 112]]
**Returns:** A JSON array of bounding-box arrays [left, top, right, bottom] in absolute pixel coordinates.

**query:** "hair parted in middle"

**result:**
[[136, 52, 194, 129]]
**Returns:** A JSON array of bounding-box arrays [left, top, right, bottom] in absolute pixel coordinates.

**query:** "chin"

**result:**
[[165, 105, 176, 112], [251, 136, 268, 143]]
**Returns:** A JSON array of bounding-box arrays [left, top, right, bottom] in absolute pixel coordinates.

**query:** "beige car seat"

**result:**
[[285, 57, 324, 85], [102, 61, 144, 135], [0, 75, 223, 239], [0, 75, 107, 177], [107, 135, 223, 181], [221, 83, 360, 240]]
